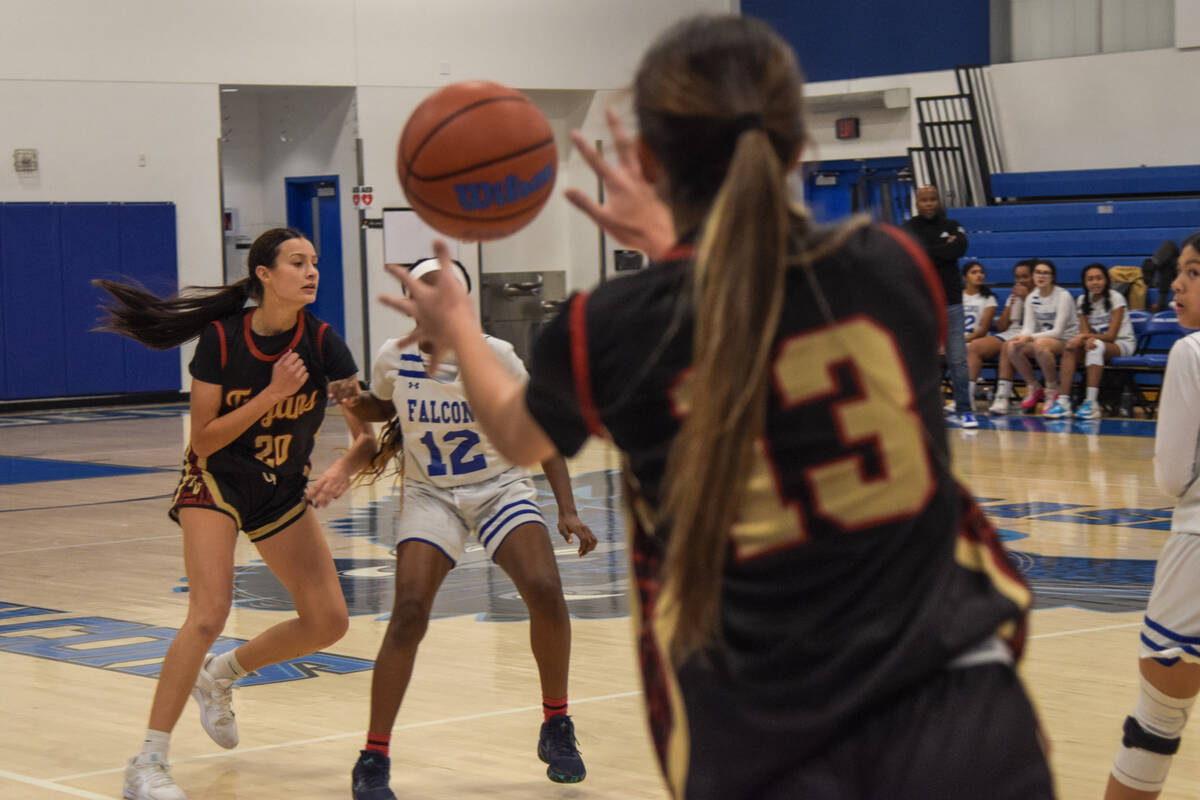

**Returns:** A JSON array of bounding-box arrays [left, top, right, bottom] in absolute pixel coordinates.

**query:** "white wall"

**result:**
[[989, 47, 1200, 170], [803, 71, 959, 162], [0, 79, 222, 381]]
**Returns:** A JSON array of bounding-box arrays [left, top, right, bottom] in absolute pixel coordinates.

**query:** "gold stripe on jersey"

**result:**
[[244, 498, 308, 542], [621, 461, 690, 799], [954, 535, 1032, 613], [171, 453, 243, 530]]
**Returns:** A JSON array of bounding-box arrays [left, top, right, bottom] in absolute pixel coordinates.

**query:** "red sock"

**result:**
[[365, 733, 391, 757], [543, 695, 568, 722]]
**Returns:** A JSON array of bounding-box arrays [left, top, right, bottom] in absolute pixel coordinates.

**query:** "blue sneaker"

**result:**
[[1042, 398, 1070, 419], [539, 715, 586, 783], [1075, 399, 1101, 420], [959, 413, 979, 429], [352, 750, 396, 800]]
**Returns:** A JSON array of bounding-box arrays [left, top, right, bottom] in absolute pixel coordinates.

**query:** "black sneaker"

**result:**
[[351, 750, 397, 800], [538, 715, 586, 783]]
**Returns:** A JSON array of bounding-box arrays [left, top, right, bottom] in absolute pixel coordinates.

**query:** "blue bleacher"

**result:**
[[991, 165, 1200, 200], [952, 198, 1200, 232]]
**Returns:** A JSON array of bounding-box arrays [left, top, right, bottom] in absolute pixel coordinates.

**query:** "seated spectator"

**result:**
[[978, 260, 1035, 414], [1043, 263, 1137, 420], [992, 260, 1078, 414], [958, 261, 997, 407]]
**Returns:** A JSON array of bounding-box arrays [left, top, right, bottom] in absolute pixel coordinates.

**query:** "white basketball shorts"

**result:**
[[397, 469, 546, 564]]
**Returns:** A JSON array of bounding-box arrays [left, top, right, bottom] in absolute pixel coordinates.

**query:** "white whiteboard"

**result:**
[[382, 207, 462, 265]]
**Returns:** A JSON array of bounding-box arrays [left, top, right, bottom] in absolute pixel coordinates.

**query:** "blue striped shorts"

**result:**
[[398, 468, 546, 565]]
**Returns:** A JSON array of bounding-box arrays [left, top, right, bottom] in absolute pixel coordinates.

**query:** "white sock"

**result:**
[[1087, 386, 1099, 403], [210, 649, 248, 681], [140, 729, 171, 761], [997, 380, 1013, 398], [968, 380, 977, 400]]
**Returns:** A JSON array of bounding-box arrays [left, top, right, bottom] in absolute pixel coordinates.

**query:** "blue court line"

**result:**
[[0, 456, 171, 486], [947, 416, 1156, 437]]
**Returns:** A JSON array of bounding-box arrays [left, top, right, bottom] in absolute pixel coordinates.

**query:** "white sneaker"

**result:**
[[943, 399, 955, 414], [123, 754, 186, 800], [191, 653, 238, 749], [988, 396, 1010, 415]]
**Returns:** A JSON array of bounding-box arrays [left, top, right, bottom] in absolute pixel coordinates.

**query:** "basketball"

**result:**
[[397, 80, 557, 241]]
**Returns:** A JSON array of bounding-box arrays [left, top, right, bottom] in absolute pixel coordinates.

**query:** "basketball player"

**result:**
[[1105, 233, 1200, 798], [379, 15, 1054, 799], [308, 258, 596, 799], [94, 228, 358, 800]]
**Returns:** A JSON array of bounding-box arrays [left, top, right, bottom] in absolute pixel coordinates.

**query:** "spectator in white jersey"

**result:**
[[1104, 232, 1200, 798], [993, 259, 1078, 414], [959, 260, 997, 406], [980, 260, 1036, 414], [1043, 263, 1137, 420], [308, 258, 597, 800]]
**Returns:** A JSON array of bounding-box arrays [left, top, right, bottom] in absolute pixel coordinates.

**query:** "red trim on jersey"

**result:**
[[243, 310, 305, 362], [657, 243, 696, 262], [569, 292, 605, 438], [317, 322, 329, 359], [879, 224, 947, 348], [210, 320, 228, 370]]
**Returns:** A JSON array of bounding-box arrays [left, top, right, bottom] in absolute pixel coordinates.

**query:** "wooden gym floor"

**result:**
[[0, 405, 1192, 799]]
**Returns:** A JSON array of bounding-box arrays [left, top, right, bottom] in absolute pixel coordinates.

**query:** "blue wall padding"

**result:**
[[61, 204, 124, 396], [0, 202, 178, 400], [2, 204, 67, 399]]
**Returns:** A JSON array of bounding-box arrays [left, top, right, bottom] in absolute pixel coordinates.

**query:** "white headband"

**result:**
[[408, 257, 471, 293]]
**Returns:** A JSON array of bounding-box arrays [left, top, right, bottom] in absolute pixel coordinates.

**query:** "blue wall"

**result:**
[[0, 202, 179, 400], [743, 0, 991, 82]]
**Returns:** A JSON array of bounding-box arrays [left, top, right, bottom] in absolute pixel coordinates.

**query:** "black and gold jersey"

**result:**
[[188, 309, 357, 478], [526, 222, 1030, 797]]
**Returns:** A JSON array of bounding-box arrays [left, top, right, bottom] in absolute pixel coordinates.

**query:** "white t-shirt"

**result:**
[[1077, 289, 1136, 352], [1156, 333, 1200, 533], [370, 336, 529, 488], [1021, 285, 1079, 340], [962, 291, 998, 336]]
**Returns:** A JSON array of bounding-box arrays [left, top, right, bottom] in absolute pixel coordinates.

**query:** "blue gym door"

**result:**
[[285, 176, 345, 335]]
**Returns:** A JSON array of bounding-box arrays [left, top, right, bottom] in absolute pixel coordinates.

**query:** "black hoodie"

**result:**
[[901, 212, 968, 305]]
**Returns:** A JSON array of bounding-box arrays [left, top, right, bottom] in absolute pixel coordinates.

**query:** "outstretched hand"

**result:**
[[563, 108, 676, 261], [378, 240, 480, 375]]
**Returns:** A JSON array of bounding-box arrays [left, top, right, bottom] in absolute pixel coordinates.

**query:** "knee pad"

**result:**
[[1085, 344, 1106, 367], [1111, 676, 1194, 792]]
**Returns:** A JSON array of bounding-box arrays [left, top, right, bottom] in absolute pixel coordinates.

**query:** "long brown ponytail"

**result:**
[[634, 15, 808, 661], [93, 227, 306, 349]]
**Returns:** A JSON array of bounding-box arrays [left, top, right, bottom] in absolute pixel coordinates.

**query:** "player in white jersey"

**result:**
[[1005, 259, 1079, 413], [1104, 232, 1200, 799], [1044, 263, 1137, 419], [959, 261, 998, 408], [308, 259, 597, 799], [982, 260, 1036, 415]]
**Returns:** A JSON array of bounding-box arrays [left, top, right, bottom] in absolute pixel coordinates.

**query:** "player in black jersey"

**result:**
[[378, 15, 1054, 800], [94, 228, 358, 800]]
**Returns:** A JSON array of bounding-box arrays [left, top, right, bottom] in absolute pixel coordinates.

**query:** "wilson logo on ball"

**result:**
[[454, 164, 555, 212]]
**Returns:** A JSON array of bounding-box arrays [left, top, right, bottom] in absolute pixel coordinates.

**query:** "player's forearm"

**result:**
[[192, 388, 288, 457], [540, 454, 579, 515]]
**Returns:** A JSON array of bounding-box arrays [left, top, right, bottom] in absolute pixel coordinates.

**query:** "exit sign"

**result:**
[[835, 117, 860, 139]]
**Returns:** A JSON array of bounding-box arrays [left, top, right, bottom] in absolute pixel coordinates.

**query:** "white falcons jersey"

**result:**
[[370, 337, 530, 488]]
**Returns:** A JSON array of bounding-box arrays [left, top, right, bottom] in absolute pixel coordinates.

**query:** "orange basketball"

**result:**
[[397, 81, 557, 242]]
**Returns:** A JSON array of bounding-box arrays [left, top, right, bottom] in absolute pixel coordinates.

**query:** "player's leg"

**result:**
[[242, 507, 350, 667], [1106, 532, 1200, 798], [124, 507, 237, 800], [1078, 341, 1121, 418], [352, 540, 451, 800], [990, 338, 1018, 413], [494, 522, 585, 783]]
